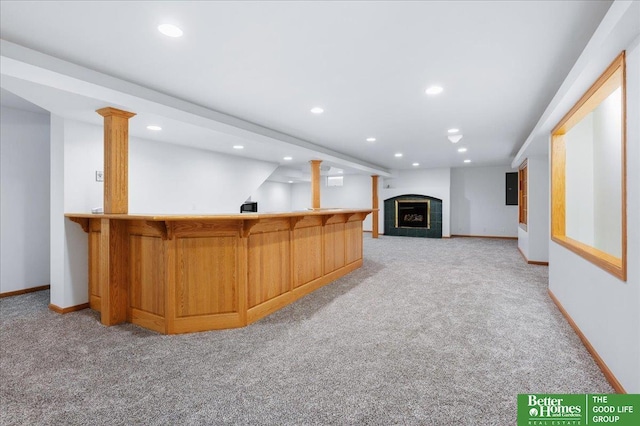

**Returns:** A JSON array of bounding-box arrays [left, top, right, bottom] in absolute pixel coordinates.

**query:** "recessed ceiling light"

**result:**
[[288, 181, 294, 183], [158, 24, 183, 38], [448, 128, 459, 133], [412, 162, 420, 167], [146, 125, 162, 131], [395, 153, 403, 158], [283, 156, 293, 161], [464, 159, 471, 163], [425, 85, 443, 95], [448, 134, 463, 143], [310, 107, 324, 114], [233, 145, 244, 150], [457, 147, 467, 153], [366, 137, 376, 142]]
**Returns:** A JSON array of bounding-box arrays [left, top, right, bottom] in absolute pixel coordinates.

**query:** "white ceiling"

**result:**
[[0, 1, 612, 176]]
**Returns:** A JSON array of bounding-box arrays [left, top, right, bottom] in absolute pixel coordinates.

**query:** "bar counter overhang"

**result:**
[[66, 209, 372, 334]]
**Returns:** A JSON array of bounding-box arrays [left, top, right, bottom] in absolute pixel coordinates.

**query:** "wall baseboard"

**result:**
[[517, 246, 549, 266], [48, 303, 90, 314], [0, 285, 50, 298], [548, 289, 626, 394], [451, 234, 518, 240]]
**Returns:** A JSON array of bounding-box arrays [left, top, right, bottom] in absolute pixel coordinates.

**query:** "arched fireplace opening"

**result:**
[[384, 194, 442, 238]]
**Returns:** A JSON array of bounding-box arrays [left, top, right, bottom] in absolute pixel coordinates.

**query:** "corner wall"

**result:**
[[249, 181, 293, 213], [50, 114, 87, 309], [450, 165, 518, 237], [548, 6, 639, 393], [0, 106, 50, 294], [517, 156, 549, 263]]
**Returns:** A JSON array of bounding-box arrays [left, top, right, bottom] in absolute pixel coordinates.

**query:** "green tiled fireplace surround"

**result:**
[[384, 194, 443, 238]]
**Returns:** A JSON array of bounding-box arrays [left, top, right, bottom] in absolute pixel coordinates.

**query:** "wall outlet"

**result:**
[[95, 171, 104, 182]]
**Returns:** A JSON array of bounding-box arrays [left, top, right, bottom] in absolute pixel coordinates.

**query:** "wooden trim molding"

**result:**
[[69, 217, 90, 233], [550, 51, 626, 281], [0, 285, 50, 298], [552, 53, 625, 135], [518, 161, 528, 226], [552, 235, 623, 277], [517, 246, 549, 266], [95, 107, 136, 120], [49, 302, 90, 314], [548, 290, 626, 394], [96, 106, 136, 215], [310, 160, 322, 209]]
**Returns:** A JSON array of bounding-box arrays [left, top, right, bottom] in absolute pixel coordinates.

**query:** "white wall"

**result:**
[[593, 87, 623, 256], [526, 157, 549, 262], [291, 182, 310, 211], [518, 156, 550, 263], [323, 174, 375, 230], [549, 5, 639, 393], [450, 165, 518, 237], [62, 120, 279, 214], [50, 114, 88, 309], [322, 174, 371, 210], [63, 121, 103, 213], [52, 118, 281, 308], [564, 89, 623, 257], [517, 227, 530, 259], [0, 106, 51, 293], [381, 168, 451, 237], [291, 174, 375, 230], [250, 181, 292, 213], [565, 114, 595, 245]]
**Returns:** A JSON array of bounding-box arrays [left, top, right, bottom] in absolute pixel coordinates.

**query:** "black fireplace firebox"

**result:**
[[395, 199, 430, 229]]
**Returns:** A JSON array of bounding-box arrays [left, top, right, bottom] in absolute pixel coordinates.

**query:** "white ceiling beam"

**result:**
[[0, 39, 392, 177]]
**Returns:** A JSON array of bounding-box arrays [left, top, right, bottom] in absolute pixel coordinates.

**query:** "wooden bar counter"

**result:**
[[66, 209, 372, 334]]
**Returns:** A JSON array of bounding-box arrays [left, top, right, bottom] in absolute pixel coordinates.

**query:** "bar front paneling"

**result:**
[[66, 209, 372, 334]]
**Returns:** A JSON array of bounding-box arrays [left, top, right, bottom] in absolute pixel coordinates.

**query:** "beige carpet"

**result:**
[[0, 235, 612, 425]]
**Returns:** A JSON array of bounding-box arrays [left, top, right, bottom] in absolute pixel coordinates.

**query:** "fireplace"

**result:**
[[384, 194, 442, 238], [395, 200, 430, 229]]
